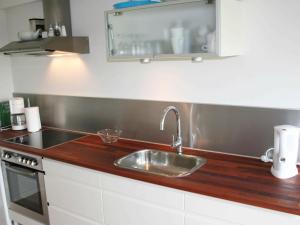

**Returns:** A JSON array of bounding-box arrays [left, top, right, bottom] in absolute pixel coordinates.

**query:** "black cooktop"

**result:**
[[5, 129, 85, 149]]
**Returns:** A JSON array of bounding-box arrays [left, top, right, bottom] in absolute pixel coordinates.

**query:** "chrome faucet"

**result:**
[[160, 106, 183, 154]]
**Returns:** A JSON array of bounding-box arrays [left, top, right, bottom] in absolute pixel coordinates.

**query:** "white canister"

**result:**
[[171, 37, 184, 54], [25, 107, 42, 133]]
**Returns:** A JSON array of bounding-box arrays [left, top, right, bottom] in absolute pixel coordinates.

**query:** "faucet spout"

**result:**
[[160, 106, 183, 154]]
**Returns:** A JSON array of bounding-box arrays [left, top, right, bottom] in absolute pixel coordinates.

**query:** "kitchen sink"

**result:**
[[114, 149, 206, 177]]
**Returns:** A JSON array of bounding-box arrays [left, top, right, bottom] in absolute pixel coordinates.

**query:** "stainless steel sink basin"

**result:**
[[115, 149, 206, 177]]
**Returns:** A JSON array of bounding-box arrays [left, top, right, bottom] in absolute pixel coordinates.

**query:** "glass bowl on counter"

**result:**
[[97, 129, 122, 144]]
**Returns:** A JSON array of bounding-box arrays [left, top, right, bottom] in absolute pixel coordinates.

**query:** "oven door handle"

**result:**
[[5, 164, 37, 177]]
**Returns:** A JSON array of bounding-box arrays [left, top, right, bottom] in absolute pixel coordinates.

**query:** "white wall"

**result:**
[[0, 9, 13, 101], [0, 0, 37, 9], [4, 0, 300, 109]]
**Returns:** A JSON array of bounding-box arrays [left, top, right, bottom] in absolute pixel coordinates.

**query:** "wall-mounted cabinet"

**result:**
[[105, 0, 242, 63]]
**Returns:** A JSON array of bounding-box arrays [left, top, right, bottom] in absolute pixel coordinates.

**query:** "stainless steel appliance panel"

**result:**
[[1, 149, 48, 224], [14, 93, 300, 163]]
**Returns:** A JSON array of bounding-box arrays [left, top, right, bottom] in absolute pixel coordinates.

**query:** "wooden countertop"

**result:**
[[0, 129, 300, 215]]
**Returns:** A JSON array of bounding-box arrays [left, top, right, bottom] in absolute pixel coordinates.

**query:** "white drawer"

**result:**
[[49, 206, 103, 225], [101, 173, 184, 210], [185, 214, 242, 225], [45, 175, 103, 223], [103, 191, 184, 225], [43, 158, 101, 188], [185, 193, 300, 225]]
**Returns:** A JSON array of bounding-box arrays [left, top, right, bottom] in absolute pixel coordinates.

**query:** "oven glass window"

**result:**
[[5, 164, 43, 214]]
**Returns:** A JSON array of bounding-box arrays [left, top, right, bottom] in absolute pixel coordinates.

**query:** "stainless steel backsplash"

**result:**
[[14, 93, 300, 162]]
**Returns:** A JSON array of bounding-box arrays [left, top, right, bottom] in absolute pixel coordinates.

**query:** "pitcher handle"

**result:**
[[261, 148, 274, 162]]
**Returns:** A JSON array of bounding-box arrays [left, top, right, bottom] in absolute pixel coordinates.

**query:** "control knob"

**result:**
[[26, 160, 32, 165], [31, 161, 38, 166], [22, 158, 27, 164], [4, 153, 11, 159], [18, 157, 23, 163]]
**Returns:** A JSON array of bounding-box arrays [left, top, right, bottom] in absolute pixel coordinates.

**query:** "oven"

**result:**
[[1, 148, 49, 224]]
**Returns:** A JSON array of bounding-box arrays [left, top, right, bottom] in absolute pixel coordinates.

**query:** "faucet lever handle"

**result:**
[[172, 135, 175, 146]]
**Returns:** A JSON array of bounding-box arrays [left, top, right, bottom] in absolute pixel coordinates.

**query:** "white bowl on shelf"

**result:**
[[18, 30, 40, 41]]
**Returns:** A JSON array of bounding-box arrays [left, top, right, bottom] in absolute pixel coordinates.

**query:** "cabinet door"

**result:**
[[103, 191, 184, 225], [45, 176, 103, 223], [106, 0, 217, 61], [43, 159, 104, 224], [185, 193, 300, 225], [101, 173, 184, 210], [49, 206, 103, 225]]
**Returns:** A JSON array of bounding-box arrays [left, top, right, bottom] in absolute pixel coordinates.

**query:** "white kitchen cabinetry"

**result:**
[[43, 159, 104, 225], [185, 214, 240, 225], [185, 193, 300, 225], [48, 207, 99, 225], [43, 159, 300, 225], [105, 0, 242, 62], [101, 173, 184, 225], [103, 192, 184, 225]]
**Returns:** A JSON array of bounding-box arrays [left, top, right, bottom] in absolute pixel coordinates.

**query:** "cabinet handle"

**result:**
[[140, 58, 151, 64], [113, 12, 122, 16]]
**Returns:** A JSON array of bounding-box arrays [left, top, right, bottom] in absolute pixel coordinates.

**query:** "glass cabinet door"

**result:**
[[106, 0, 216, 61]]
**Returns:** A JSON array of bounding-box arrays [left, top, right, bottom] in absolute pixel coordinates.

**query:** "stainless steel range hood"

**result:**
[[0, 0, 89, 56], [1, 37, 89, 56]]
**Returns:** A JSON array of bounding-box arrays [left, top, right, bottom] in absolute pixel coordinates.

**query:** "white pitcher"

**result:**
[[261, 125, 300, 179]]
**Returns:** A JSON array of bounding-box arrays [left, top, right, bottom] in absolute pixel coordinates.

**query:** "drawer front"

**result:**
[[43, 158, 101, 188], [185, 214, 242, 225], [185, 193, 300, 225], [49, 206, 103, 225], [101, 173, 184, 210], [45, 175, 103, 223], [103, 191, 184, 225], [9, 210, 44, 225]]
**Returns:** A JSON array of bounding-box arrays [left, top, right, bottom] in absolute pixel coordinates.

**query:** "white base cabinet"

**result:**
[[43, 159, 300, 225], [43, 159, 104, 225], [48, 206, 101, 225], [185, 214, 240, 225], [185, 193, 300, 225], [103, 191, 184, 225]]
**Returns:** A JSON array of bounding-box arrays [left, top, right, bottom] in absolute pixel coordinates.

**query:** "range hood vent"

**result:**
[[0, 0, 89, 56]]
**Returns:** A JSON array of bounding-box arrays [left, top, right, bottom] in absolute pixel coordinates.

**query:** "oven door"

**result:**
[[1, 161, 48, 224]]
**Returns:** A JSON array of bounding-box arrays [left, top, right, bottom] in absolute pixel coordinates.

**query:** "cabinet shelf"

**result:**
[[105, 0, 242, 63]]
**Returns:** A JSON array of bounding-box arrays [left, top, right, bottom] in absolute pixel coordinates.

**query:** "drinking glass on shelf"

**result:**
[[153, 40, 162, 55], [117, 41, 129, 55], [144, 41, 153, 55], [131, 41, 137, 55], [137, 42, 145, 55]]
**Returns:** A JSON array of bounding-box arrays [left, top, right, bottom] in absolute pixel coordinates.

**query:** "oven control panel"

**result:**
[[1, 148, 43, 171], [17, 156, 38, 167]]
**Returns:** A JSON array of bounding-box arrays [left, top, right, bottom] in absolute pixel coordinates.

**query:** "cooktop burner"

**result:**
[[5, 129, 85, 149]]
